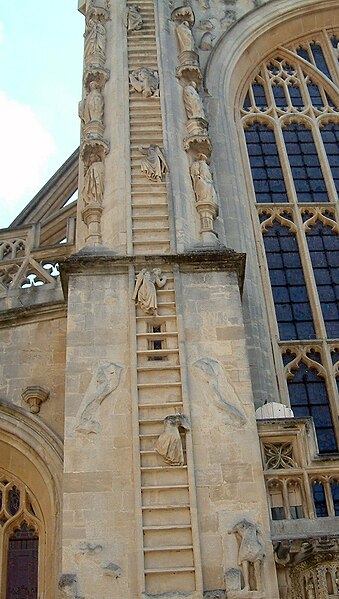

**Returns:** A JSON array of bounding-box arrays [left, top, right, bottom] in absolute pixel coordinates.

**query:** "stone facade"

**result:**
[[0, 1, 338, 598]]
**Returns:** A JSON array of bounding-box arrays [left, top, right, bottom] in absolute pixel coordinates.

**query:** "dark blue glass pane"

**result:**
[[305, 220, 339, 339], [307, 82, 324, 109], [283, 124, 329, 202], [272, 84, 288, 110], [285, 360, 337, 453], [245, 125, 288, 203], [313, 482, 328, 517], [310, 43, 332, 80], [253, 83, 268, 109], [243, 91, 251, 110], [320, 124, 339, 195], [289, 83, 304, 109], [297, 47, 311, 62], [331, 481, 339, 516], [263, 223, 315, 340]]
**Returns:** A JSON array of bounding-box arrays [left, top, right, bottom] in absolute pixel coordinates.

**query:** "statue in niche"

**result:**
[[194, 357, 246, 426], [155, 414, 190, 465], [82, 81, 104, 124], [84, 17, 106, 61], [176, 20, 195, 54], [132, 268, 167, 315], [129, 68, 159, 97], [183, 82, 206, 119], [138, 145, 168, 182], [306, 580, 316, 599], [74, 361, 122, 434], [229, 519, 265, 592], [125, 5, 143, 31], [190, 155, 218, 205], [82, 154, 105, 205]]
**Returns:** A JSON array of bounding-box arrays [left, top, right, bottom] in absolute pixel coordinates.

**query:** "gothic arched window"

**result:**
[[240, 29, 339, 453], [0, 472, 42, 599]]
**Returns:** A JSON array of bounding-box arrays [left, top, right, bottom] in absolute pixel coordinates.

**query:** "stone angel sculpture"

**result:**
[[125, 5, 143, 31], [129, 68, 159, 97], [155, 414, 190, 465], [132, 268, 167, 315], [138, 145, 168, 182], [176, 20, 195, 54]]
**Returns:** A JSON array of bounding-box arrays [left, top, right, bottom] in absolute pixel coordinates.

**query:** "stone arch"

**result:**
[[203, 0, 339, 409], [0, 400, 63, 599]]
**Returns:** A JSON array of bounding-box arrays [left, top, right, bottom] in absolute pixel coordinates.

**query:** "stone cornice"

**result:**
[[0, 300, 66, 329], [59, 247, 246, 296]]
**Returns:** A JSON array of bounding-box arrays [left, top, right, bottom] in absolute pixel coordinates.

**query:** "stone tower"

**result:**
[[0, 1, 338, 598]]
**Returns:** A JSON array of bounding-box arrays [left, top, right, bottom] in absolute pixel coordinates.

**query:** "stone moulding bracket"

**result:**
[[21, 385, 50, 414]]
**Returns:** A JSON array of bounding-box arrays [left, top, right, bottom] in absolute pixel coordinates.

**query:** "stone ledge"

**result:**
[[0, 299, 66, 329], [59, 247, 246, 296]]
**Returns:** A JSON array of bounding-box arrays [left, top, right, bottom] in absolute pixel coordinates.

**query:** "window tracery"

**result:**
[[240, 28, 339, 453]]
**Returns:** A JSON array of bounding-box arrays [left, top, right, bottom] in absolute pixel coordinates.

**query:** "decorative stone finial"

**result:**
[[21, 386, 49, 414]]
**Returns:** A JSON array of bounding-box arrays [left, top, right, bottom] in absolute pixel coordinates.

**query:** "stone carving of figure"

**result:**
[[132, 268, 167, 315], [58, 574, 82, 599], [125, 5, 143, 31], [190, 155, 218, 205], [199, 0, 210, 7], [229, 520, 265, 592], [129, 68, 159, 97], [138, 145, 168, 182], [183, 82, 205, 120], [84, 17, 106, 61], [176, 20, 195, 54], [306, 580, 316, 599], [74, 361, 123, 434], [82, 156, 105, 205], [194, 357, 246, 426], [155, 414, 190, 465], [83, 81, 104, 124]]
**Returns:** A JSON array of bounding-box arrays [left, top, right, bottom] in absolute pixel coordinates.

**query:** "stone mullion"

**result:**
[[321, 342, 339, 439], [323, 478, 335, 517], [310, 118, 338, 203], [274, 119, 298, 205]]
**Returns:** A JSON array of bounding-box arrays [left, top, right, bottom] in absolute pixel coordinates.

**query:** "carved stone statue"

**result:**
[[83, 81, 104, 124], [190, 155, 218, 205], [58, 574, 83, 599], [155, 414, 190, 465], [194, 357, 246, 426], [176, 20, 195, 54], [82, 157, 105, 205], [229, 519, 265, 592], [138, 145, 168, 182], [306, 580, 316, 599], [74, 361, 122, 434], [129, 68, 159, 97], [125, 5, 143, 31], [132, 269, 167, 315], [84, 18, 106, 62], [183, 82, 206, 120]]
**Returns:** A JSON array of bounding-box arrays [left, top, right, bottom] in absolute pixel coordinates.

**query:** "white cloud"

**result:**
[[0, 91, 55, 225]]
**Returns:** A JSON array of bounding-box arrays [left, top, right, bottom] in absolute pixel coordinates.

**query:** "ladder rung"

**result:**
[[145, 566, 195, 574], [137, 382, 181, 388], [142, 504, 190, 510], [144, 545, 193, 552], [139, 402, 183, 409], [141, 465, 187, 471], [143, 524, 191, 531], [141, 485, 189, 490]]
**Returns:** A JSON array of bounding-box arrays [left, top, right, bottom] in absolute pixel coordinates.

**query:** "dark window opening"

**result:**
[[6, 522, 39, 599]]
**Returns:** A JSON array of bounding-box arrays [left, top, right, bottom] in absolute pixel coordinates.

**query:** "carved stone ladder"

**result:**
[[127, 0, 170, 255], [135, 273, 202, 595], [127, 1, 203, 594]]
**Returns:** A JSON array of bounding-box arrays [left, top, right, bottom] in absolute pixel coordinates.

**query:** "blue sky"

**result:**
[[0, 1, 84, 228]]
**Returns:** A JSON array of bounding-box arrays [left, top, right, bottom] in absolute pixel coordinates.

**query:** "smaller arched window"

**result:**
[[0, 472, 42, 599]]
